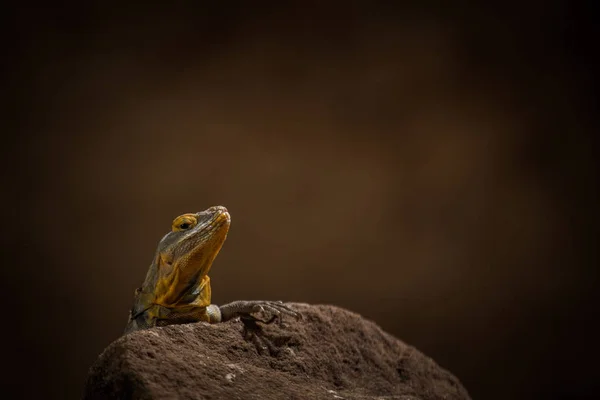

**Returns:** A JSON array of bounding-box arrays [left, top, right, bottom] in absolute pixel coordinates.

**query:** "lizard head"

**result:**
[[141, 205, 231, 306]]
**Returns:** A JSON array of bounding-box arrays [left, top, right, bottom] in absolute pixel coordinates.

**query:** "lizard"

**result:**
[[124, 205, 300, 334]]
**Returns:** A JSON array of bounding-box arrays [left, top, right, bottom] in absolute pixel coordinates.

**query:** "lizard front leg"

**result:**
[[213, 301, 301, 324]]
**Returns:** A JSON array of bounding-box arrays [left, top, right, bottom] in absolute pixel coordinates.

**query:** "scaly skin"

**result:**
[[124, 206, 300, 334]]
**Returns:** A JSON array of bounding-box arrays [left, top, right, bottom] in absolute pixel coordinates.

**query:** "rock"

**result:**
[[84, 304, 470, 400]]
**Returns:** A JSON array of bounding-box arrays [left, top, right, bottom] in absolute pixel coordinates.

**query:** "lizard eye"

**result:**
[[172, 214, 198, 232]]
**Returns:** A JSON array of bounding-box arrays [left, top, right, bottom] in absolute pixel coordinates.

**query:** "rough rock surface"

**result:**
[[84, 304, 470, 400]]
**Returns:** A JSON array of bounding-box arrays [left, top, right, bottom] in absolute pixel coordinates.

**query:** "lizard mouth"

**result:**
[[197, 207, 230, 238]]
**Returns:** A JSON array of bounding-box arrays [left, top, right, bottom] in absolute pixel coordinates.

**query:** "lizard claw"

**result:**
[[254, 301, 302, 324], [219, 300, 301, 324]]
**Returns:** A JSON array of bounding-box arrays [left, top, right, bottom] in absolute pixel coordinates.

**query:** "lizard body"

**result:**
[[124, 206, 299, 334]]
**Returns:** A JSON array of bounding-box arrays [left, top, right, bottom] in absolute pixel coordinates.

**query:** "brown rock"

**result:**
[[84, 304, 470, 400]]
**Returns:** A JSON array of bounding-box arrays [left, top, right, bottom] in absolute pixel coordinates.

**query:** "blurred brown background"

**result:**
[[3, 2, 598, 399]]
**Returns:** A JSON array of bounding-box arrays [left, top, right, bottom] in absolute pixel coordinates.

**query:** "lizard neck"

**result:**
[[141, 254, 214, 307]]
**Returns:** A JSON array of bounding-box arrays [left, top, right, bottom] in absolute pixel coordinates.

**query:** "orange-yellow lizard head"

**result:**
[[141, 205, 230, 307]]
